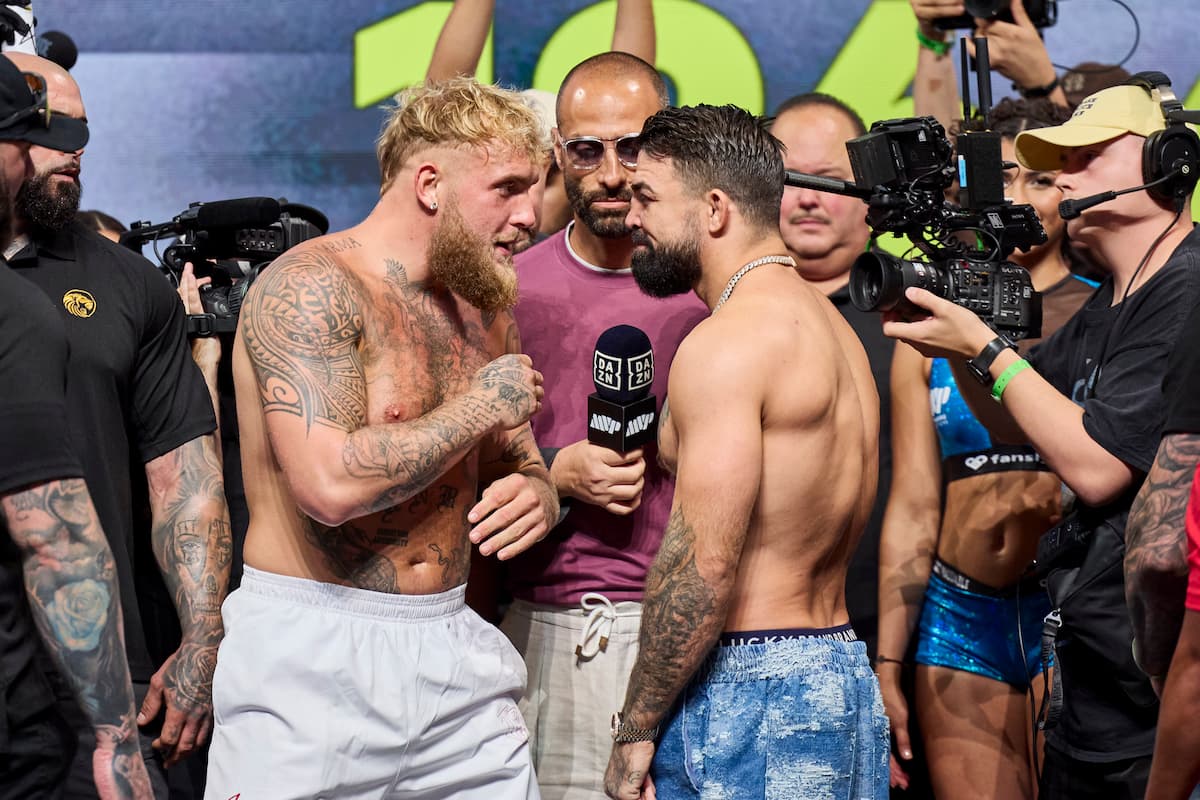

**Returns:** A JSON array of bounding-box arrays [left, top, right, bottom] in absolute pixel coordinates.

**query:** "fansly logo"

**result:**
[[590, 413, 620, 434]]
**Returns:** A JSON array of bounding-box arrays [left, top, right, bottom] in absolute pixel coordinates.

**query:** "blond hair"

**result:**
[[377, 77, 543, 194]]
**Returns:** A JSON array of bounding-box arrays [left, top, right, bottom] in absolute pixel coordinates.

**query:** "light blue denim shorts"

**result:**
[[652, 628, 889, 800]]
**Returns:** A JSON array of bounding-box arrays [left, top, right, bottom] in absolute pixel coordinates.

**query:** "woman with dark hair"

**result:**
[[75, 208, 126, 242], [876, 97, 1098, 799]]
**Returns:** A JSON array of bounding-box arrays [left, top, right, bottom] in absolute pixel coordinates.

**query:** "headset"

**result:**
[[1125, 71, 1200, 204]]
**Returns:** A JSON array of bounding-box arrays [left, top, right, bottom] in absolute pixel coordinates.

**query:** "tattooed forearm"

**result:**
[[622, 506, 725, 726], [3, 479, 142, 757], [341, 390, 502, 516], [1126, 432, 1200, 677], [146, 434, 231, 710]]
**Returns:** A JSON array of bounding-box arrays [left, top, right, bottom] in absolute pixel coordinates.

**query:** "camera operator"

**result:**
[[881, 77, 1200, 798], [3, 53, 230, 797]]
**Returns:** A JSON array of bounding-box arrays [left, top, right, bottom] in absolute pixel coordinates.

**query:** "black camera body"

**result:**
[[851, 252, 1042, 340], [123, 198, 328, 335], [934, 0, 1057, 30], [836, 117, 1045, 339]]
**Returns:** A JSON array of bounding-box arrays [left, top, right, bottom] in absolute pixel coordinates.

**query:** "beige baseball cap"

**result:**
[[1014, 84, 1167, 170]]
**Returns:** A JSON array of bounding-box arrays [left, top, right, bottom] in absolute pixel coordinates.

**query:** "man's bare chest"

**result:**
[[357, 294, 492, 425]]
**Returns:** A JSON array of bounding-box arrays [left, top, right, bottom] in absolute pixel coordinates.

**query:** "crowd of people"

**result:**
[[2, 0, 1200, 798]]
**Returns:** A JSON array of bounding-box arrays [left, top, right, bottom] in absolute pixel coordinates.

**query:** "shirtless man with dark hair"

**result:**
[[604, 103, 889, 800], [204, 77, 558, 800]]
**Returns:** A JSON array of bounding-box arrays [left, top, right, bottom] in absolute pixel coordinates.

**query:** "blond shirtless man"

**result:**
[[602, 105, 889, 800], [204, 79, 558, 800]]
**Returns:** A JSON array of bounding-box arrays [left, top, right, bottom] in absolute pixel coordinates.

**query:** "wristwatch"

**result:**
[[965, 334, 1017, 386], [611, 711, 659, 744]]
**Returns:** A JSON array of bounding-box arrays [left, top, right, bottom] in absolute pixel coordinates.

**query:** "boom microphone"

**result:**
[[587, 325, 657, 452], [193, 197, 282, 229], [36, 31, 76, 70], [1059, 166, 1185, 220]]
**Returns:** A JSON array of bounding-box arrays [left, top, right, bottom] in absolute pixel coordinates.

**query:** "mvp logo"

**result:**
[[930, 385, 951, 416], [590, 413, 620, 434], [626, 413, 654, 436]]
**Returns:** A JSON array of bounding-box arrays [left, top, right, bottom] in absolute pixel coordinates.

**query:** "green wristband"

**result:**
[[991, 358, 1031, 403], [916, 27, 952, 56]]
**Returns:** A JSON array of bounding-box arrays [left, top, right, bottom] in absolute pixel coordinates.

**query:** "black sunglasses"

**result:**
[[0, 71, 50, 131], [560, 132, 642, 171]]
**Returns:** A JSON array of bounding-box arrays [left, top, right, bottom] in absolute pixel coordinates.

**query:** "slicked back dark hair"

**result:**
[[771, 92, 867, 137], [987, 96, 1072, 138], [556, 51, 669, 123], [639, 104, 786, 231]]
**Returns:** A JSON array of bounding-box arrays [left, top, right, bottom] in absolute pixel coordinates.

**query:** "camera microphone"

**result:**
[[193, 197, 282, 229], [36, 31, 76, 70], [1059, 166, 1186, 220], [587, 325, 657, 453]]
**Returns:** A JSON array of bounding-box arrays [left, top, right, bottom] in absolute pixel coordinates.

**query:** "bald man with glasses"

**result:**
[[496, 52, 708, 799]]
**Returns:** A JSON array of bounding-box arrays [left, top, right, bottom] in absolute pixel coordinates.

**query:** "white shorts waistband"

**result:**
[[240, 565, 465, 620]]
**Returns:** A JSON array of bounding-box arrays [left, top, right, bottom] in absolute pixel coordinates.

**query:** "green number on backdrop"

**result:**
[[532, 0, 764, 113], [816, 1, 916, 130], [354, 2, 494, 108]]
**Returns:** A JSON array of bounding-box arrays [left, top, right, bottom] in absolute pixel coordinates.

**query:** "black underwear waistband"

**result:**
[[931, 558, 1041, 599], [718, 624, 858, 647], [943, 444, 1050, 483]]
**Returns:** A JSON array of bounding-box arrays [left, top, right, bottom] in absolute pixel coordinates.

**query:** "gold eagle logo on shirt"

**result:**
[[62, 289, 96, 318]]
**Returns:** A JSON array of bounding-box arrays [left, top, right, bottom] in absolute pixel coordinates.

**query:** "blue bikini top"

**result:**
[[930, 357, 992, 458]]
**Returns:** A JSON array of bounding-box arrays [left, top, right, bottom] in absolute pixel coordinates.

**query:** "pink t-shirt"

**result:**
[[1186, 461, 1200, 612], [506, 226, 708, 605]]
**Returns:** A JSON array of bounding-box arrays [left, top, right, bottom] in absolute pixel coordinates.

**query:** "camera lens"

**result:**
[[850, 251, 907, 312]]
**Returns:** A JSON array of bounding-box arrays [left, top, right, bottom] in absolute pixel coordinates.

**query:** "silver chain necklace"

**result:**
[[713, 255, 796, 312]]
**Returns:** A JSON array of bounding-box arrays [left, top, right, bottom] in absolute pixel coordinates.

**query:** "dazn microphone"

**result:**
[[1059, 166, 1186, 220], [587, 325, 657, 452]]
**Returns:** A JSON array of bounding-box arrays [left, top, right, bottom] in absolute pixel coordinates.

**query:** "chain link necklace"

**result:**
[[712, 255, 796, 312]]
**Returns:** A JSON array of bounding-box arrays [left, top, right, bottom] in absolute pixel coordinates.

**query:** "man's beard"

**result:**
[[18, 170, 81, 232], [427, 204, 519, 313], [630, 228, 702, 298], [564, 173, 631, 239]]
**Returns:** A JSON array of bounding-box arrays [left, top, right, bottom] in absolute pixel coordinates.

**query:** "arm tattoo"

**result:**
[[340, 390, 501, 515], [622, 506, 722, 724], [3, 479, 144, 771], [1126, 432, 1200, 676], [241, 252, 368, 433], [243, 254, 512, 517], [146, 435, 231, 711]]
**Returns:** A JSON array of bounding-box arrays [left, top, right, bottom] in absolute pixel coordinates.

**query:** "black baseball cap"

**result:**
[[0, 56, 87, 151]]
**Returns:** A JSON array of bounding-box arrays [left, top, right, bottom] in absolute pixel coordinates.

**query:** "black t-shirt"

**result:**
[[1029, 224, 1200, 761], [10, 222, 216, 680], [830, 281, 895, 659], [1163, 294, 1200, 434], [0, 260, 83, 717]]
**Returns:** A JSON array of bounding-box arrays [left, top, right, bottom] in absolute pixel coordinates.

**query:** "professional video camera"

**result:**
[[121, 197, 329, 335], [785, 37, 1045, 339], [933, 0, 1057, 30]]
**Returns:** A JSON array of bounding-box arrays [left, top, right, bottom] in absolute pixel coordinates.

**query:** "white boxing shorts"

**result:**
[[204, 566, 539, 800]]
